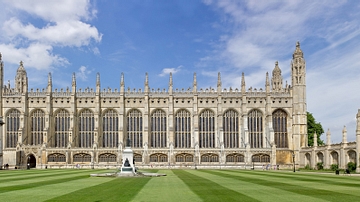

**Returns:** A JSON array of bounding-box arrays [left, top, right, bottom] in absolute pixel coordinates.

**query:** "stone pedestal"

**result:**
[[119, 146, 135, 176]]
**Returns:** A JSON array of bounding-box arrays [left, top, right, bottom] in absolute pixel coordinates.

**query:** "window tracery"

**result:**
[[78, 109, 94, 148], [199, 109, 215, 148], [30, 109, 45, 145], [175, 109, 191, 148], [102, 109, 118, 148], [150, 153, 168, 162], [54, 109, 70, 148], [6, 109, 20, 148], [127, 109, 142, 148], [48, 153, 66, 162], [273, 109, 288, 148], [226, 153, 244, 162], [150, 109, 167, 148], [223, 109, 239, 148], [248, 109, 263, 148]]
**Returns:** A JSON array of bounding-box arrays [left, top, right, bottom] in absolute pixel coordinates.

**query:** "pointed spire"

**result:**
[[273, 61, 281, 75], [241, 72, 245, 93], [48, 72, 52, 86], [241, 72, 245, 87], [47, 72, 52, 93], [17, 61, 26, 73], [145, 72, 148, 86], [342, 125, 347, 143], [266, 72, 270, 93], [72, 72, 76, 86], [145, 72, 149, 93], [193, 73, 197, 92], [96, 73, 100, 86], [120, 72, 125, 94], [169, 72, 173, 93], [169, 72, 173, 87], [121, 72, 124, 87], [217, 72, 221, 87], [96, 72, 100, 93], [326, 128, 331, 145], [0, 52, 2, 61], [293, 41, 304, 59]]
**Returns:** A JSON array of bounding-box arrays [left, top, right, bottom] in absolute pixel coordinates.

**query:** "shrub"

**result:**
[[347, 162, 356, 172], [330, 164, 338, 171], [316, 162, 324, 170], [304, 164, 311, 170]]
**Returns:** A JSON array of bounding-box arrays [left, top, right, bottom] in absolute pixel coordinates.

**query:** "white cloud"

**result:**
[[159, 65, 183, 77], [203, 0, 360, 142], [0, 43, 68, 70], [3, 18, 102, 47], [77, 66, 92, 81], [3, 0, 95, 22], [0, 0, 101, 72]]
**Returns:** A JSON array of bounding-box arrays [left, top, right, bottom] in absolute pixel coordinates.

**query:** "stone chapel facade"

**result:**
[[0, 42, 358, 170]]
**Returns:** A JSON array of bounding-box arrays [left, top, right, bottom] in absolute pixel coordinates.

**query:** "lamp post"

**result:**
[[292, 152, 295, 172]]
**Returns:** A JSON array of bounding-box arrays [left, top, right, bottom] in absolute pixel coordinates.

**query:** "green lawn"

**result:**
[[0, 169, 359, 202]]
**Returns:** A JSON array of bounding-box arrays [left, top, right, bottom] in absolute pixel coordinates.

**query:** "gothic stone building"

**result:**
[[0, 42, 319, 169]]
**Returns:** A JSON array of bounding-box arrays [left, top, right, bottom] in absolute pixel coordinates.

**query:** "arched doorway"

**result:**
[[27, 154, 36, 168]]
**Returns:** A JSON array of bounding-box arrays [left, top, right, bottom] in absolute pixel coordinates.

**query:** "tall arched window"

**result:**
[[199, 109, 215, 148], [175, 109, 191, 148], [273, 109, 288, 148], [248, 109, 263, 148], [54, 109, 70, 148], [223, 109, 239, 148], [30, 109, 45, 145], [6, 109, 20, 148], [150, 109, 167, 148], [78, 109, 94, 148], [127, 109, 142, 148], [102, 109, 118, 148]]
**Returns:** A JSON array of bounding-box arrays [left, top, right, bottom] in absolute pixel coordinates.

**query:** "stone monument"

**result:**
[[119, 137, 135, 176]]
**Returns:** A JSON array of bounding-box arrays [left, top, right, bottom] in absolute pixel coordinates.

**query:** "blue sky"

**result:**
[[1, 0, 359, 143]]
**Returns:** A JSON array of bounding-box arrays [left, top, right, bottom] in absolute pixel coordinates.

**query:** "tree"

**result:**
[[307, 112, 324, 146]]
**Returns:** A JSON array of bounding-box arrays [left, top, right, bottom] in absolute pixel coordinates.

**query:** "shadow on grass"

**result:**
[[46, 177, 151, 202]]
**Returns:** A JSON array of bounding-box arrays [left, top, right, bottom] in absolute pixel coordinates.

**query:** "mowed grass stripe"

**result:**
[[131, 170, 202, 202], [0, 175, 114, 202], [0, 169, 97, 184], [173, 169, 258, 202], [234, 170, 360, 187], [0, 170, 95, 193], [224, 170, 360, 197], [191, 169, 327, 202], [202, 170, 359, 201], [0, 169, 97, 188], [46, 176, 151, 202], [0, 169, 68, 178]]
